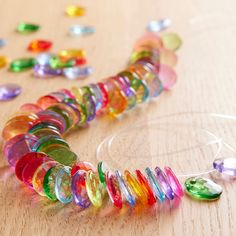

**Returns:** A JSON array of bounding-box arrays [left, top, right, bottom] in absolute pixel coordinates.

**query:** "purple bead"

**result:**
[[0, 83, 21, 101], [33, 64, 62, 78], [213, 158, 236, 176], [155, 167, 175, 200]]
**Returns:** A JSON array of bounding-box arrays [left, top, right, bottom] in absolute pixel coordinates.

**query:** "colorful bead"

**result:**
[[0, 38, 6, 47], [145, 167, 165, 202], [34, 64, 62, 78], [161, 33, 182, 51], [160, 48, 178, 67], [54, 166, 73, 203], [116, 170, 136, 207], [66, 5, 86, 17], [28, 40, 52, 52], [63, 66, 92, 80], [49, 56, 75, 69], [19, 103, 42, 113], [105, 171, 122, 208], [36, 53, 52, 66], [72, 169, 91, 208], [59, 49, 86, 61], [97, 161, 109, 187], [0, 83, 21, 101], [159, 64, 177, 90], [89, 84, 103, 112], [69, 25, 95, 36], [0, 56, 8, 68], [213, 158, 236, 177], [10, 58, 36, 72], [71, 161, 96, 176], [17, 23, 40, 34], [185, 177, 223, 201], [155, 167, 175, 200], [147, 19, 171, 32]]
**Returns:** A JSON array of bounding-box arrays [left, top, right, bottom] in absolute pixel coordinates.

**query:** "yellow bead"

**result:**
[[124, 170, 148, 205], [59, 49, 86, 61], [0, 56, 8, 68], [66, 5, 86, 17]]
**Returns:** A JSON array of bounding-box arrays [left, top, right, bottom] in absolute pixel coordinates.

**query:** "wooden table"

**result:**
[[0, 0, 236, 235]]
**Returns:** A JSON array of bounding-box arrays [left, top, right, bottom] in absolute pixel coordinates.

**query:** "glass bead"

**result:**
[[69, 25, 95, 37], [147, 19, 171, 32], [49, 56, 75, 69], [19, 103, 42, 113], [10, 58, 36, 72], [63, 66, 93, 80], [155, 167, 175, 200], [66, 5, 86, 17], [105, 171, 122, 208], [88, 84, 103, 112], [145, 167, 166, 202], [15, 152, 46, 181], [32, 161, 57, 196], [28, 40, 52, 53], [71, 161, 96, 176], [72, 170, 91, 208], [0, 83, 21, 101], [22, 154, 51, 188], [55, 166, 73, 204], [0, 56, 8, 68], [97, 82, 109, 109], [0, 38, 6, 47], [60, 89, 76, 99], [86, 170, 104, 208], [17, 23, 40, 34], [164, 167, 183, 197], [33, 65, 62, 78], [59, 49, 86, 61], [3, 134, 39, 167], [124, 170, 148, 205], [36, 95, 59, 109], [36, 53, 52, 66], [97, 161, 109, 187], [161, 33, 182, 51], [116, 170, 136, 207], [160, 48, 178, 67], [135, 170, 156, 205], [213, 158, 236, 177], [185, 177, 223, 201], [159, 64, 177, 90]]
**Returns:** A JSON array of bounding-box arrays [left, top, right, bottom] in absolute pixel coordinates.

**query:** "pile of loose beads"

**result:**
[[2, 32, 184, 209]]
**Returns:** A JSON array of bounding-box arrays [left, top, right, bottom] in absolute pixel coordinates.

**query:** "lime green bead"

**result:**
[[17, 23, 40, 33], [10, 58, 36, 72]]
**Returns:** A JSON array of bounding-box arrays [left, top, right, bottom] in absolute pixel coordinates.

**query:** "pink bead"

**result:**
[[158, 64, 177, 90], [19, 103, 43, 113]]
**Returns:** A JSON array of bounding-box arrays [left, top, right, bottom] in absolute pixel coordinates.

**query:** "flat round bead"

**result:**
[[66, 5, 85, 17], [72, 169, 91, 208], [155, 167, 175, 200], [185, 177, 223, 201], [0, 83, 21, 101], [97, 82, 109, 109], [19, 103, 42, 113], [159, 64, 177, 90], [145, 167, 166, 202], [37, 95, 60, 109], [164, 167, 184, 197], [97, 161, 109, 187], [124, 170, 147, 205], [54, 166, 73, 203], [116, 170, 136, 207], [3, 134, 39, 166], [10, 58, 36, 72], [135, 170, 156, 205], [160, 48, 178, 67], [161, 33, 182, 51], [105, 171, 122, 208], [213, 158, 236, 176], [71, 161, 95, 176], [86, 170, 104, 208], [89, 84, 103, 112], [17, 23, 40, 33], [0, 56, 8, 68], [28, 40, 52, 52], [32, 161, 57, 196]]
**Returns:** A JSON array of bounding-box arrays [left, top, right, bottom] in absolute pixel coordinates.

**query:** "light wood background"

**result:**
[[0, 0, 236, 235]]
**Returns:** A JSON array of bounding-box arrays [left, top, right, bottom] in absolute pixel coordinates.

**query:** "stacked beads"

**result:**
[[1, 32, 182, 209]]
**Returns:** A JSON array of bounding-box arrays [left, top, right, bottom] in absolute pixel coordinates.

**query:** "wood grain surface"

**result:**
[[0, 0, 236, 235]]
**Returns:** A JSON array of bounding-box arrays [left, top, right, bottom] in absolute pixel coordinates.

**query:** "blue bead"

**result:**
[[69, 25, 95, 36]]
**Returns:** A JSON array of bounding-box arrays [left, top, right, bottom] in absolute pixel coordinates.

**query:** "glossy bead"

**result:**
[[164, 167, 184, 197], [55, 166, 73, 203], [97, 161, 109, 187], [36, 53, 52, 66], [49, 56, 75, 69], [89, 84, 103, 112], [124, 170, 148, 205], [0, 38, 6, 47], [17, 23, 40, 33], [213, 158, 236, 177], [147, 19, 171, 32], [0, 83, 21, 101], [10, 58, 36, 72], [19, 103, 42, 113], [72, 170, 91, 208], [28, 40, 52, 52], [32, 161, 57, 196], [105, 171, 122, 208], [185, 177, 223, 201], [71, 161, 96, 176], [161, 33, 182, 51], [66, 5, 85, 17], [155, 167, 175, 200], [97, 82, 109, 109], [59, 49, 86, 61], [0, 56, 8, 68], [159, 64, 177, 90], [135, 170, 156, 205], [36, 95, 59, 109], [63, 66, 92, 80], [34, 65, 62, 78], [160, 48, 178, 67], [145, 167, 166, 202], [69, 25, 95, 36], [116, 170, 136, 207]]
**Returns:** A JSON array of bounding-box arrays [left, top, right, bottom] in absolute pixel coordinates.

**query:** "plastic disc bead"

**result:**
[[28, 40, 52, 53], [19, 103, 42, 113], [164, 167, 184, 197], [213, 158, 236, 177], [158, 64, 177, 90], [135, 170, 156, 205], [161, 33, 182, 51], [85, 170, 104, 208], [159, 48, 178, 67], [72, 169, 91, 208], [97, 161, 109, 187], [184, 177, 223, 201], [10, 58, 36, 72], [71, 161, 96, 176], [17, 23, 40, 34], [0, 83, 22, 101], [124, 170, 148, 205], [54, 166, 73, 203], [32, 161, 58, 196], [105, 171, 122, 208], [116, 170, 136, 207], [155, 167, 175, 200], [145, 167, 166, 202]]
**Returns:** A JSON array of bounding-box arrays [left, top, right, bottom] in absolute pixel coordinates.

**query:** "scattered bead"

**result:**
[[0, 39, 6, 47], [147, 19, 171, 32], [63, 66, 92, 80], [59, 49, 86, 61], [69, 25, 95, 37], [66, 5, 86, 17], [161, 33, 182, 51], [10, 58, 36, 72], [17, 23, 40, 34], [0, 56, 8, 68], [0, 83, 21, 101], [33, 64, 62, 78], [213, 158, 236, 177], [28, 40, 52, 52]]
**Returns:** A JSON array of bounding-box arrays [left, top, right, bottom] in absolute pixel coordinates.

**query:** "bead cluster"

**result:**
[[2, 32, 182, 209]]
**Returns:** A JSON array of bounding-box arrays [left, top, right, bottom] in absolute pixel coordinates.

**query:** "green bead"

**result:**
[[184, 177, 223, 201], [17, 23, 40, 33], [49, 56, 75, 69], [130, 50, 152, 64], [10, 58, 36, 72], [98, 161, 109, 187], [161, 33, 182, 51]]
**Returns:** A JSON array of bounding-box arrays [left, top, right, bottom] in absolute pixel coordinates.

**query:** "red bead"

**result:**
[[28, 40, 52, 52], [97, 82, 109, 109], [71, 161, 96, 176]]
